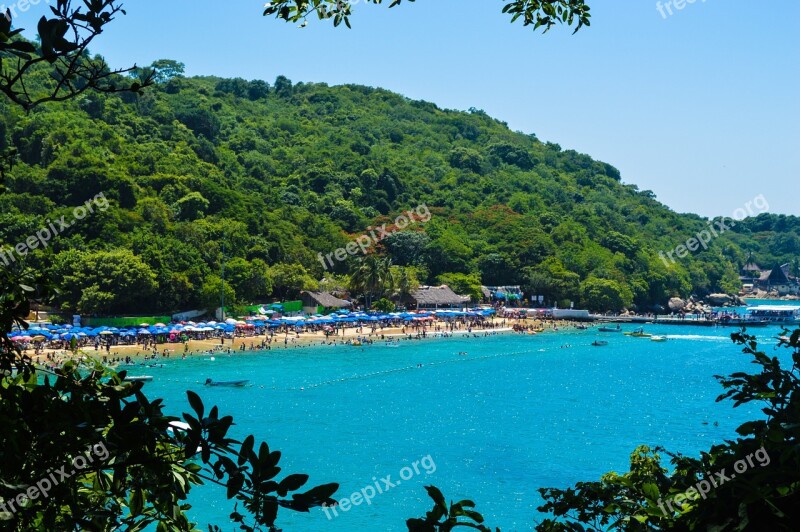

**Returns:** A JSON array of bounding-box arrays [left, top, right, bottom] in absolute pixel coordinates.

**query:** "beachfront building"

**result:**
[[482, 285, 523, 305], [739, 262, 763, 291], [410, 285, 470, 310], [755, 264, 799, 295], [301, 291, 352, 315]]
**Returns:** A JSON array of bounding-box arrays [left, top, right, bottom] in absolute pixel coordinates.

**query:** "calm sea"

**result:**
[[141, 305, 793, 531]]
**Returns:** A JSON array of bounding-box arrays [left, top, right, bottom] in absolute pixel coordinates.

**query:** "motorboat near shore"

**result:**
[[624, 328, 652, 338], [714, 317, 770, 327], [650, 336, 668, 342], [743, 305, 800, 325], [598, 325, 622, 332], [204, 378, 249, 387], [123, 375, 153, 382], [591, 340, 608, 346]]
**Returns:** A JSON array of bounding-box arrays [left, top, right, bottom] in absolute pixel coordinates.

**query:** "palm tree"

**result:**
[[392, 267, 417, 307], [351, 256, 393, 309]]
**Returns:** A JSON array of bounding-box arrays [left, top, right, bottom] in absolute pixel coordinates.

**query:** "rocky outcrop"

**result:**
[[668, 297, 686, 311], [705, 293, 746, 307]]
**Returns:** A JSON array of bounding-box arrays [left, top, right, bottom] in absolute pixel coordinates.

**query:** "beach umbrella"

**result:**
[[61, 333, 80, 340], [139, 323, 150, 327], [32, 335, 47, 342], [99, 330, 115, 336], [137, 329, 152, 335], [154, 323, 167, 327]]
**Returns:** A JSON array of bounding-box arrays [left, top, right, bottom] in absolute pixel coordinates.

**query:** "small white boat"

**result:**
[[124, 375, 153, 382], [650, 336, 668, 342], [204, 378, 249, 387]]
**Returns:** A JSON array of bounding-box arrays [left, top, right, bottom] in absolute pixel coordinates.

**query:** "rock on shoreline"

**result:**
[[666, 293, 747, 312]]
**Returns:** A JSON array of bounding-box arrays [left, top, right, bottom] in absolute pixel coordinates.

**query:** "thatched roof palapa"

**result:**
[[410, 285, 470, 309], [301, 291, 352, 309]]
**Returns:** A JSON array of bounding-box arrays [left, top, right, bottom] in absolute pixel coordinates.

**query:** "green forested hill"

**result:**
[[0, 68, 797, 315]]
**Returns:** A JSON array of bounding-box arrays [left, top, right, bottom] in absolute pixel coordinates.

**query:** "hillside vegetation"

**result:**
[[1, 65, 797, 315]]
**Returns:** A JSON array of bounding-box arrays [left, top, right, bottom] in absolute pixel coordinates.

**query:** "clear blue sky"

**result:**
[[15, 0, 799, 217]]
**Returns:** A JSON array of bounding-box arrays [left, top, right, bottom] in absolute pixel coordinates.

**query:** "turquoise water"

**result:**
[[140, 322, 787, 531]]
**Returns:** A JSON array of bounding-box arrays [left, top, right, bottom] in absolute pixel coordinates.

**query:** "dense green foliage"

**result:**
[[263, 0, 591, 33], [1, 71, 798, 315]]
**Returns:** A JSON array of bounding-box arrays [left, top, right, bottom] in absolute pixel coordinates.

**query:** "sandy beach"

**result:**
[[29, 318, 585, 367]]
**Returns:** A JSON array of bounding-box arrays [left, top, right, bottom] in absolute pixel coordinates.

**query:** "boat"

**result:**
[[742, 305, 800, 325], [714, 317, 770, 327], [624, 328, 652, 338], [650, 336, 668, 342], [591, 340, 608, 346], [598, 326, 622, 332], [124, 375, 153, 382], [204, 378, 249, 387]]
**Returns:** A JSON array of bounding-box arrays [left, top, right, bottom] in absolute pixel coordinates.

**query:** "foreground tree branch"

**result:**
[[263, 0, 591, 32], [0, 0, 153, 111]]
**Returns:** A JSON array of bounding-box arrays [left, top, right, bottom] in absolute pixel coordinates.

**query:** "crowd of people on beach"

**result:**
[[25, 313, 591, 371]]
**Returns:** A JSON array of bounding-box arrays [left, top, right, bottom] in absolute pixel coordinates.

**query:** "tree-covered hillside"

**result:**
[[0, 66, 797, 315]]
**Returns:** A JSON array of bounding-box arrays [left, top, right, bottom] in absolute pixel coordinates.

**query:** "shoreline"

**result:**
[[32, 319, 582, 367]]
